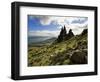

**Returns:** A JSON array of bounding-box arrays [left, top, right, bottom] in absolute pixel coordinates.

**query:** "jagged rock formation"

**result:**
[[57, 26, 67, 42], [57, 25, 74, 42], [67, 29, 74, 39], [81, 29, 88, 35]]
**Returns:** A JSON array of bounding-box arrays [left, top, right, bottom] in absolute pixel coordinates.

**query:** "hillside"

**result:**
[[29, 37, 57, 47], [28, 28, 88, 66]]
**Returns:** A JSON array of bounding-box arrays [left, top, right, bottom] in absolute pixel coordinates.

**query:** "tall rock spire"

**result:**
[[68, 29, 74, 38], [56, 25, 74, 43], [63, 25, 67, 36]]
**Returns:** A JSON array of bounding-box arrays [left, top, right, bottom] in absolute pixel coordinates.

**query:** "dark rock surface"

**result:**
[[57, 26, 74, 42], [70, 50, 87, 64]]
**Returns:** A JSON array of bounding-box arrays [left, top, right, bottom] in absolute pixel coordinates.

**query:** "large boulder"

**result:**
[[70, 51, 87, 64]]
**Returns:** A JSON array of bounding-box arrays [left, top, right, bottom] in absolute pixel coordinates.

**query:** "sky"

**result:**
[[28, 15, 88, 37]]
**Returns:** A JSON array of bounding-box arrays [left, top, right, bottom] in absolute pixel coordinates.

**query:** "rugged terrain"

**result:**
[[28, 26, 88, 66]]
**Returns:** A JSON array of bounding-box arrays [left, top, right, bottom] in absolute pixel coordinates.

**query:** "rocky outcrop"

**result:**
[[66, 29, 74, 40], [53, 26, 88, 64], [57, 25, 74, 42], [57, 26, 67, 42], [70, 50, 87, 64], [81, 29, 88, 35]]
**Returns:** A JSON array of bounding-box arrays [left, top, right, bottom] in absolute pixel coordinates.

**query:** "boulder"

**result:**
[[70, 51, 87, 64]]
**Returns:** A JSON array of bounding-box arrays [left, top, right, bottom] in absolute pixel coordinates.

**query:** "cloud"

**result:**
[[29, 15, 88, 35], [40, 16, 87, 26], [30, 15, 87, 26], [72, 25, 88, 35], [39, 16, 51, 25], [71, 17, 88, 24], [28, 30, 60, 37]]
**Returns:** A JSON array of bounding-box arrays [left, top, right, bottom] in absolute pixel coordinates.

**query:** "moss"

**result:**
[[63, 59, 71, 65]]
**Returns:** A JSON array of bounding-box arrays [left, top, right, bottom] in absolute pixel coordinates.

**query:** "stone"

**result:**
[[70, 51, 87, 64]]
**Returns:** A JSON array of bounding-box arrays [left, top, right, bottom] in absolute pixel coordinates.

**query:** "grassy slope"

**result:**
[[28, 33, 87, 66]]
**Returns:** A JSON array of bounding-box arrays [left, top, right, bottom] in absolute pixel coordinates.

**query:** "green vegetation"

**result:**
[[28, 28, 88, 66]]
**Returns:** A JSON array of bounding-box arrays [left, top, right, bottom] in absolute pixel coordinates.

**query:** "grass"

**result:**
[[28, 34, 87, 66]]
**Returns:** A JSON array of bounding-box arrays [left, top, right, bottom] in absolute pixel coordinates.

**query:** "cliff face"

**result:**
[[57, 26, 74, 42]]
